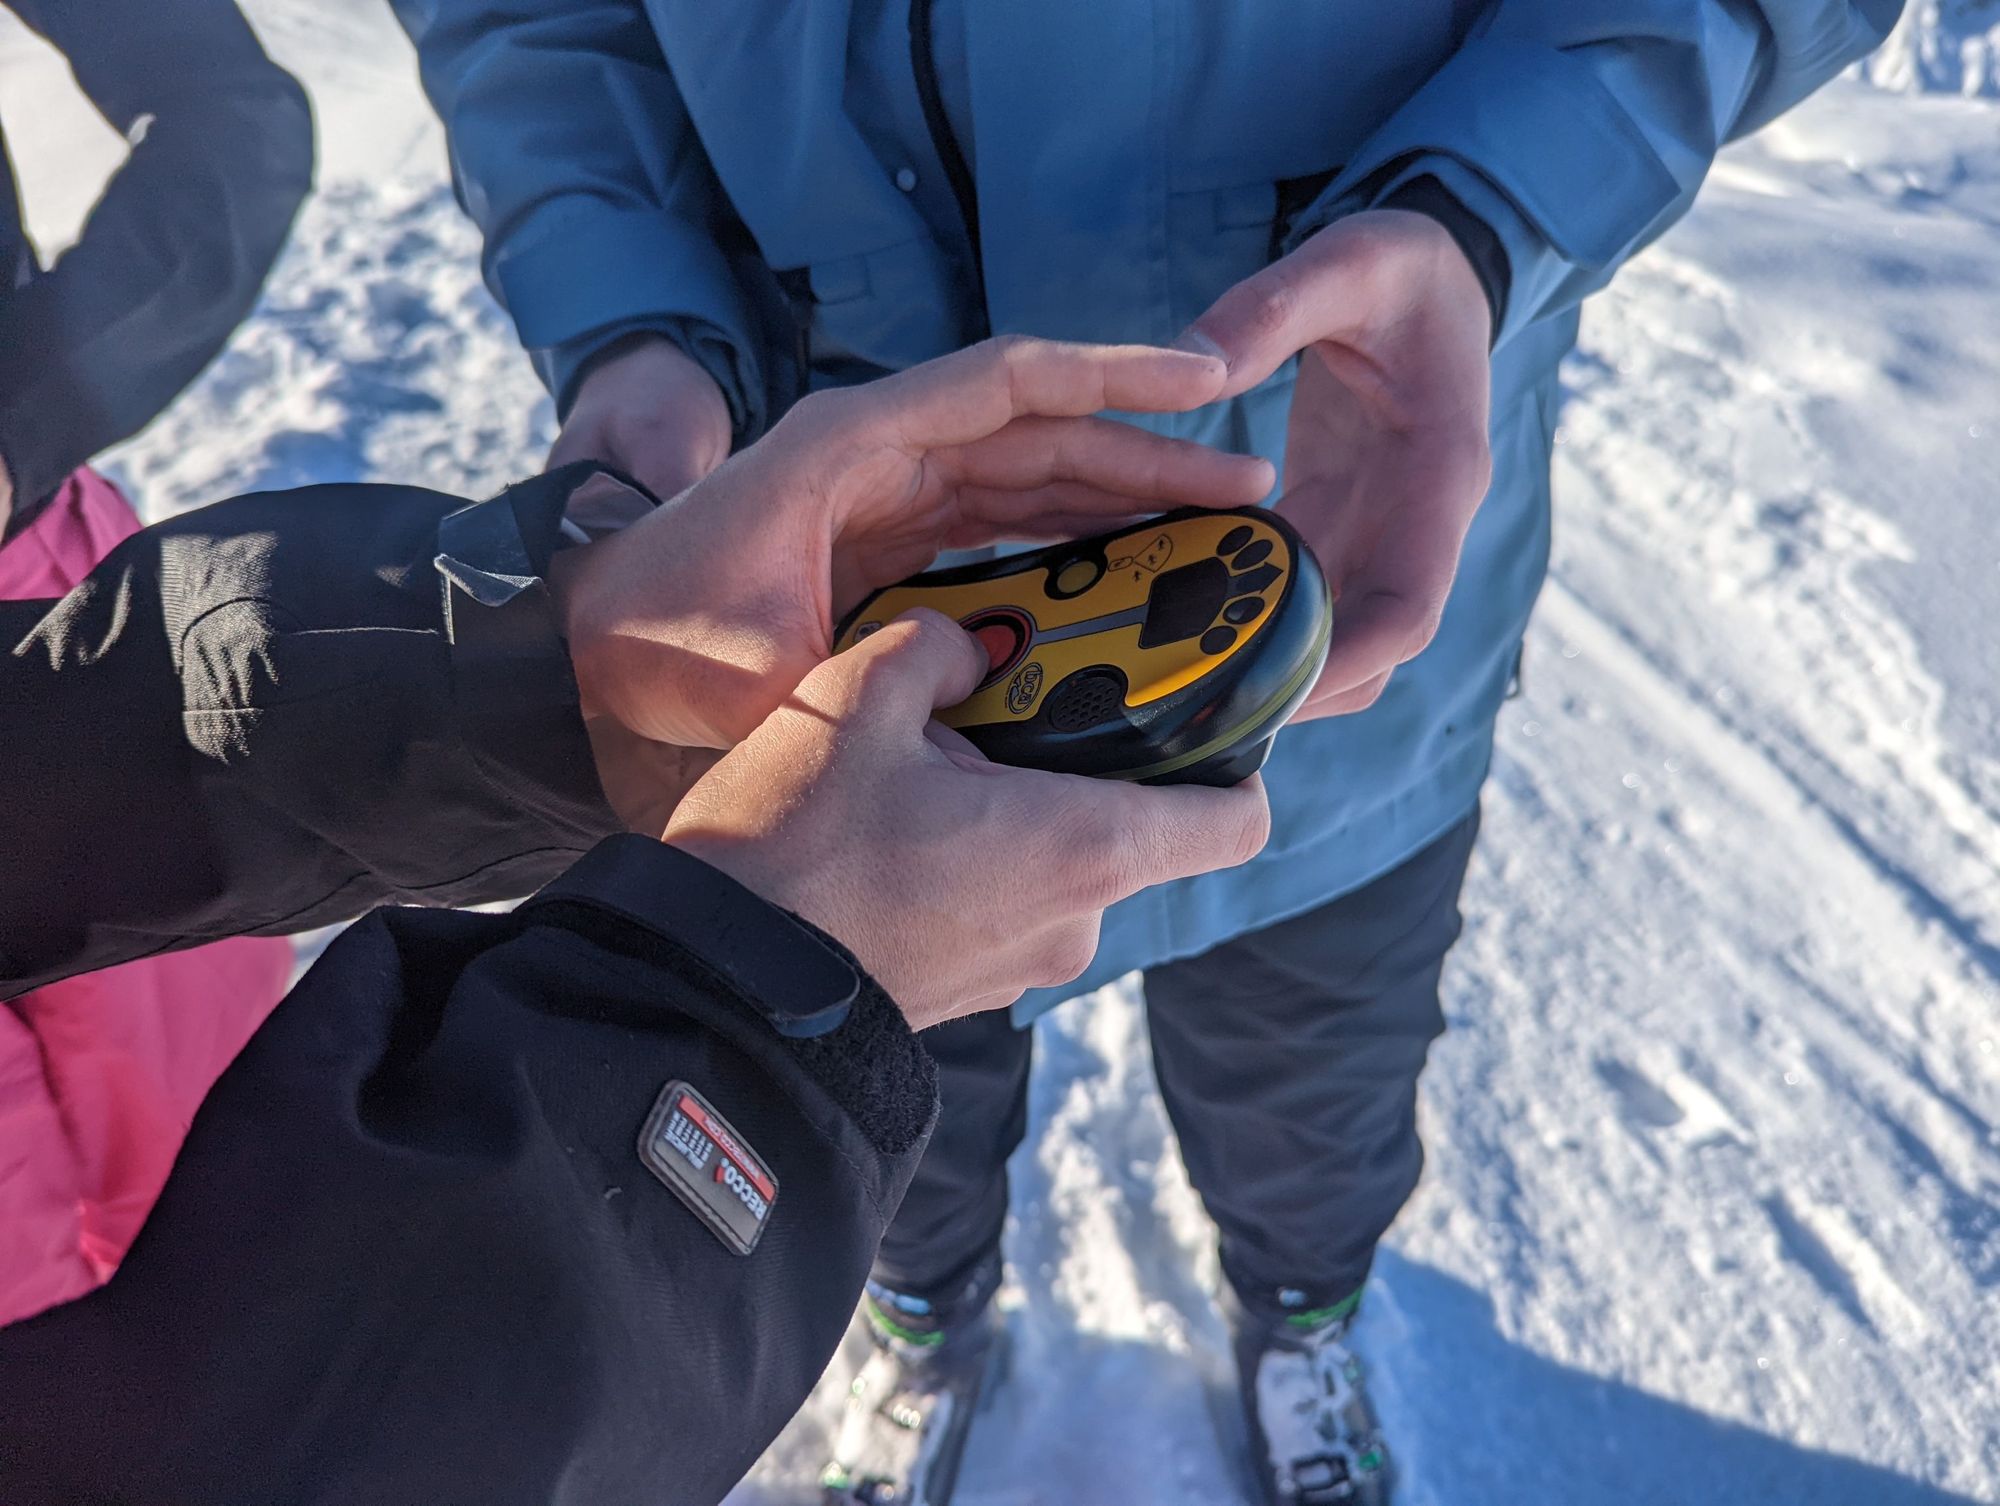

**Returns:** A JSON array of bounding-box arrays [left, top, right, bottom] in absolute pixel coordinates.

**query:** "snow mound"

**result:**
[[1859, 0, 2000, 96]]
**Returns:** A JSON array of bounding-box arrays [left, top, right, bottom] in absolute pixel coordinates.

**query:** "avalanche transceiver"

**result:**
[[833, 508, 1333, 787]]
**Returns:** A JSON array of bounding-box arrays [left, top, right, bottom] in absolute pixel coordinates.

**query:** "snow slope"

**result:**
[[4, 8, 1995, 1503], [1863, 0, 2000, 97]]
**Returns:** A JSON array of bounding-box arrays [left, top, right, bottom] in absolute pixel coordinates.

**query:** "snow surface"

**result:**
[[1863, 0, 2000, 97], [3, 7, 1994, 1502]]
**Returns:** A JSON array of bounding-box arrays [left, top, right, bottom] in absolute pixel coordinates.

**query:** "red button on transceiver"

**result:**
[[973, 623, 1018, 670], [959, 607, 1033, 685]]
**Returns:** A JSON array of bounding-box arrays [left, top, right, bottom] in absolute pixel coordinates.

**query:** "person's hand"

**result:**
[[0, 453, 13, 537], [580, 717, 721, 838], [1181, 209, 1493, 719], [550, 335, 734, 510], [665, 611, 1271, 1027], [550, 335, 1274, 750]]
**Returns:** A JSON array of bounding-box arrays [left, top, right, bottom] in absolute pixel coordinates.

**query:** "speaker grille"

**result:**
[[1046, 668, 1128, 732]]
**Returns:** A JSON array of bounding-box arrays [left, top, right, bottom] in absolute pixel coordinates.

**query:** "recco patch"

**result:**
[[638, 1081, 778, 1256]]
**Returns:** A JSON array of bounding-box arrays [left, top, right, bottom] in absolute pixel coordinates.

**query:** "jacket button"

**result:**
[[894, 167, 919, 193]]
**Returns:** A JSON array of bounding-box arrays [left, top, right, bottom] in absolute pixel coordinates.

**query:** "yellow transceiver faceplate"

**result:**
[[834, 508, 1332, 786]]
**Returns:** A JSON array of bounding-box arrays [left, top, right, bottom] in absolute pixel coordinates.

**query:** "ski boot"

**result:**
[[1224, 1286, 1393, 1506], [820, 1273, 1004, 1506]]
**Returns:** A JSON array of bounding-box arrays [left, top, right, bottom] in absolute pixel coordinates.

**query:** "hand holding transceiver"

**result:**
[[551, 335, 1274, 749], [665, 610, 1270, 1026], [546, 336, 1282, 1019], [1181, 209, 1493, 720]]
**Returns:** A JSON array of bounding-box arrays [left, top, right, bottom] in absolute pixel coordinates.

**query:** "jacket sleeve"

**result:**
[[0, 836, 940, 1506], [1288, 0, 1905, 346], [390, 0, 776, 436], [0, 469, 624, 997], [0, 0, 314, 527]]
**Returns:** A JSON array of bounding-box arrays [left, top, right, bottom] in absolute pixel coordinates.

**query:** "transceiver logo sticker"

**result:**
[[638, 1081, 778, 1256]]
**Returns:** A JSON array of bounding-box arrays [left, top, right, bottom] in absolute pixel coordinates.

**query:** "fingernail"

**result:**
[[1170, 328, 1228, 368]]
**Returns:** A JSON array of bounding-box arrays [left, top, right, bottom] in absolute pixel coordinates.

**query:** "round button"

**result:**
[[894, 167, 919, 193], [1217, 525, 1254, 556], [1051, 558, 1103, 597], [1223, 596, 1264, 625], [1231, 539, 1273, 569], [1200, 626, 1238, 656], [959, 607, 1034, 684], [969, 624, 1021, 675]]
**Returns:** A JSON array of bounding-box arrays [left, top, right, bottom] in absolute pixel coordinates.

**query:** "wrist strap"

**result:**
[[523, 836, 861, 1040]]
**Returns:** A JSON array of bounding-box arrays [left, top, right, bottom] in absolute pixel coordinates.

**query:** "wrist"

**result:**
[[1375, 177, 1507, 347], [663, 826, 869, 983], [573, 334, 732, 465], [664, 831, 804, 925], [538, 838, 863, 1040], [544, 544, 602, 717], [524, 837, 937, 1158]]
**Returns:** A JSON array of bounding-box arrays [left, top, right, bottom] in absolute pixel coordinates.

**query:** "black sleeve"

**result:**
[[1377, 174, 1511, 345], [0, 469, 623, 996], [0, 0, 314, 526], [0, 835, 941, 1506]]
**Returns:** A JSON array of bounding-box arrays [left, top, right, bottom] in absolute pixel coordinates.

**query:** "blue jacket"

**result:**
[[395, 0, 1900, 1020]]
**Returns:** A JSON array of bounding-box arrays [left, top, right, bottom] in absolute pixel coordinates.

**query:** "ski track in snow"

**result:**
[[7, 7, 1995, 1500]]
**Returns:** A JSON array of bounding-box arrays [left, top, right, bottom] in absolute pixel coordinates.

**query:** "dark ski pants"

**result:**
[[874, 808, 1480, 1322]]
